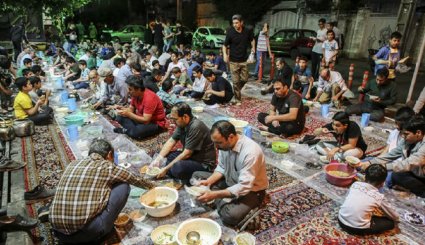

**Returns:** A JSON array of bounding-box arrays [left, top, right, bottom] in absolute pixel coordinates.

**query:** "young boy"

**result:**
[[291, 56, 313, 99], [17, 58, 32, 77], [156, 79, 179, 114], [338, 164, 399, 235], [373, 31, 404, 81], [73, 60, 90, 89], [322, 30, 338, 70]]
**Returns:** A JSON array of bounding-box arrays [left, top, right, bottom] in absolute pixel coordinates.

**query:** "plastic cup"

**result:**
[[61, 91, 69, 104], [361, 113, 371, 127], [321, 104, 330, 118], [67, 125, 79, 141], [68, 98, 77, 112]]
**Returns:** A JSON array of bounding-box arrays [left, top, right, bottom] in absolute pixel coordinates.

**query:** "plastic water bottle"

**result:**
[[243, 126, 252, 139], [114, 152, 118, 165]]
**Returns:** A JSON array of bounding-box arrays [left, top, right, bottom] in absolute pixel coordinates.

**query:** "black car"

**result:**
[[269, 29, 317, 59]]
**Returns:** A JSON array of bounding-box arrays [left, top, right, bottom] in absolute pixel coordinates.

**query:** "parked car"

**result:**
[[111, 25, 146, 43], [269, 29, 316, 59], [170, 25, 193, 45], [192, 27, 226, 48]]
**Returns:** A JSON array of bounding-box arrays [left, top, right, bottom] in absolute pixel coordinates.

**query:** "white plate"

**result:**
[[184, 185, 209, 197], [404, 212, 425, 226], [320, 155, 329, 163], [364, 126, 374, 132]]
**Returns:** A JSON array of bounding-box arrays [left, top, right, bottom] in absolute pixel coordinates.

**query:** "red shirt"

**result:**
[[131, 89, 166, 128]]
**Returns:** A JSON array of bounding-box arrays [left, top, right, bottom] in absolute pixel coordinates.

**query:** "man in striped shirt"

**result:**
[[50, 139, 155, 244]]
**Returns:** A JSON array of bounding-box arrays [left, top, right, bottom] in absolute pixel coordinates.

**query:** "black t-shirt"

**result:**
[[324, 121, 368, 153], [212, 76, 234, 102], [153, 23, 164, 41], [176, 26, 185, 44], [143, 76, 159, 93], [271, 90, 305, 126], [171, 118, 216, 166], [224, 26, 254, 62], [273, 64, 293, 87]]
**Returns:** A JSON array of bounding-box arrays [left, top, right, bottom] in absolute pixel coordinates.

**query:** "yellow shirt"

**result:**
[[13, 91, 33, 119]]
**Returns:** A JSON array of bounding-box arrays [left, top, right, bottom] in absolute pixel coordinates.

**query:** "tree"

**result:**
[[214, 0, 282, 25], [0, 0, 93, 21]]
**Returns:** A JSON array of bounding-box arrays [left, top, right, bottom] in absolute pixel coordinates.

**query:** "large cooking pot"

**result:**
[[13, 119, 35, 137], [0, 117, 15, 141]]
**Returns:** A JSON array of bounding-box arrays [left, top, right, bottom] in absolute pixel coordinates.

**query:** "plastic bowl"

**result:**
[[176, 218, 222, 245], [151, 224, 177, 245], [64, 115, 85, 126], [234, 232, 256, 245], [229, 119, 249, 132], [146, 167, 162, 178], [272, 141, 289, 153], [324, 163, 357, 187], [364, 126, 374, 132], [140, 187, 179, 217]]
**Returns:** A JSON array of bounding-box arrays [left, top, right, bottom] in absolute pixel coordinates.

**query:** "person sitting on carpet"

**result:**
[[359, 116, 425, 198], [98, 67, 128, 105], [72, 60, 90, 89], [313, 68, 351, 106], [257, 79, 305, 137], [188, 65, 209, 99], [13, 77, 53, 125], [260, 58, 293, 95], [113, 75, 166, 139], [338, 164, 399, 235], [202, 69, 234, 106], [85, 70, 108, 109], [151, 103, 216, 183], [50, 139, 155, 244], [172, 67, 192, 95], [193, 120, 268, 226], [314, 112, 367, 160], [157, 80, 179, 114], [290, 56, 314, 99], [345, 68, 397, 122], [143, 68, 161, 93]]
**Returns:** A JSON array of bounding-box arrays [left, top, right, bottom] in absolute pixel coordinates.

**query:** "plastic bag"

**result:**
[[396, 63, 411, 73], [247, 52, 256, 64]]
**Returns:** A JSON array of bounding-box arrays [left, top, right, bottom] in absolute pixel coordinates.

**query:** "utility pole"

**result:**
[[177, 0, 182, 20]]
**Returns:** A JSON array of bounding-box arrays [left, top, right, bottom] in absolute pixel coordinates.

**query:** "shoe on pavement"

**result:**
[[113, 127, 127, 134], [24, 185, 56, 204], [0, 214, 38, 231], [37, 204, 51, 223], [0, 159, 26, 172]]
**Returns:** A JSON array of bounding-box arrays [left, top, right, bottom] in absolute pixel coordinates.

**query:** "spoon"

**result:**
[[186, 231, 200, 245]]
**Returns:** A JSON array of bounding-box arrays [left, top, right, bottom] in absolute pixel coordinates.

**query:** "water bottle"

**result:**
[[114, 152, 118, 165], [243, 126, 252, 139]]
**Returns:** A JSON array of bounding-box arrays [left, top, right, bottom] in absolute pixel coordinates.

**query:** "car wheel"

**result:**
[[113, 37, 121, 43], [210, 41, 215, 49], [290, 49, 299, 60]]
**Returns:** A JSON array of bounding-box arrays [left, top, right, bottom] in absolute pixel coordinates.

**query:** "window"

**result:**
[[303, 30, 316, 38]]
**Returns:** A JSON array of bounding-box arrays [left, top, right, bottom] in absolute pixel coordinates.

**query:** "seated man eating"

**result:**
[[202, 69, 234, 106], [113, 75, 166, 139], [193, 121, 269, 226], [359, 116, 425, 198], [257, 79, 305, 137], [50, 139, 155, 244], [13, 77, 53, 125], [315, 111, 368, 160], [152, 103, 216, 183], [345, 68, 397, 122]]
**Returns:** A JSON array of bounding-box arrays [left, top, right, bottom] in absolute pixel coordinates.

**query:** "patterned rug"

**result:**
[[266, 164, 296, 191], [269, 206, 407, 245], [21, 124, 76, 244]]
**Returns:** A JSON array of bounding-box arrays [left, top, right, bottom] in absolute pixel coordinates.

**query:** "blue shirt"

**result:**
[[374, 45, 400, 76], [214, 56, 227, 72], [187, 62, 200, 79], [294, 67, 312, 85]]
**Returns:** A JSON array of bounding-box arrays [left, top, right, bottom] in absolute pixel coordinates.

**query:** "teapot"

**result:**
[[0, 116, 15, 141], [13, 119, 35, 137]]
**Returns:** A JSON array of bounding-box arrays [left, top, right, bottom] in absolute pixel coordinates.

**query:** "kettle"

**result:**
[[0, 116, 15, 141], [13, 119, 35, 137]]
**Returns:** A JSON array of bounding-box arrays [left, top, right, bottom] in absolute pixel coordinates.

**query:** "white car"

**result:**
[[192, 26, 226, 48]]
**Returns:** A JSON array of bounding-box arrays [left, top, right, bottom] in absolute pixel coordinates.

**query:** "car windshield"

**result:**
[[209, 28, 225, 35]]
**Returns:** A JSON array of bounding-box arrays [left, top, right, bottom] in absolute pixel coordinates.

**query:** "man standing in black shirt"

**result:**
[[258, 80, 305, 136], [202, 69, 234, 106], [10, 21, 29, 62], [223, 14, 255, 105], [153, 18, 164, 53]]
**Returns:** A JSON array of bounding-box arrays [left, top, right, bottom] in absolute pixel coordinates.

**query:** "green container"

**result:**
[[64, 115, 85, 126], [272, 141, 289, 153]]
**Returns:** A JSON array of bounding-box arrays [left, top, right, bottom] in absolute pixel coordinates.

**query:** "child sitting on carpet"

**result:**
[[338, 164, 399, 235]]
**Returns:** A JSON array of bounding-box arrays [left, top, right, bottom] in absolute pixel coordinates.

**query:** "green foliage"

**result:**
[[214, 0, 282, 25], [0, 0, 93, 20]]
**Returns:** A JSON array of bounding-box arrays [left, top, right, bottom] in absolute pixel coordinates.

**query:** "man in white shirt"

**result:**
[[162, 51, 186, 82], [313, 68, 352, 104], [311, 18, 327, 79], [193, 120, 268, 226]]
